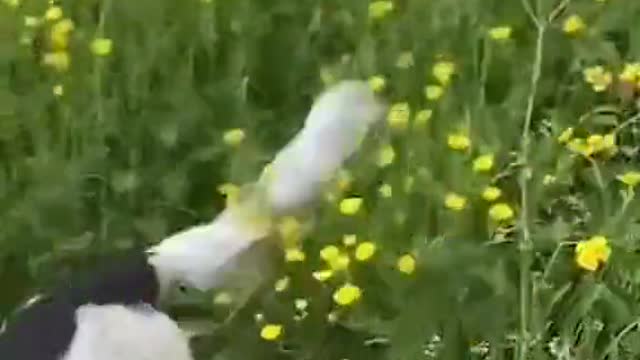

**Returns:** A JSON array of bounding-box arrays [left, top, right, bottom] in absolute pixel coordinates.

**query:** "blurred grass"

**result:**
[[4, 0, 640, 359]]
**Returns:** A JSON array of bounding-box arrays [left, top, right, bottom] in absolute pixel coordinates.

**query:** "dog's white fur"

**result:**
[[63, 304, 193, 360]]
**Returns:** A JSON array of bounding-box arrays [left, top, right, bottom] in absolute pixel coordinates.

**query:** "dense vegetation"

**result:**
[[3, 0, 640, 359]]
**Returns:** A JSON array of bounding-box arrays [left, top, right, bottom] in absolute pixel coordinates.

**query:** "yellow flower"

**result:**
[[445, 193, 467, 211], [488, 26, 512, 41], [260, 324, 283, 341], [567, 138, 594, 157], [333, 283, 362, 306], [583, 66, 612, 92], [42, 51, 70, 72], [285, 248, 306, 262], [377, 145, 395, 167], [396, 51, 415, 69], [489, 203, 515, 222], [312, 269, 334, 282], [569, 133, 618, 156], [343, 234, 357, 246], [575, 235, 611, 271], [586, 134, 617, 156], [339, 197, 363, 215], [596, 132, 618, 157], [397, 254, 416, 274], [387, 102, 411, 131], [321, 245, 350, 271], [618, 171, 640, 187], [557, 127, 574, 144], [414, 109, 433, 128], [328, 253, 350, 271], [587, 134, 605, 152], [563, 14, 586, 35], [355, 242, 376, 261], [274, 276, 290, 292], [320, 245, 340, 261], [482, 186, 502, 202], [425, 84, 444, 100], [368, 1, 394, 20], [432, 61, 455, 85], [472, 154, 494, 173], [368, 75, 386, 93], [44, 6, 63, 21], [53, 84, 64, 97], [619, 62, 640, 83], [90, 37, 113, 56], [222, 128, 246, 146], [378, 183, 392, 198], [51, 18, 74, 50], [604, 133, 616, 150], [447, 133, 471, 151]]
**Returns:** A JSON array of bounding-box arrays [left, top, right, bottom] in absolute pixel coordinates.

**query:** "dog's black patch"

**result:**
[[0, 250, 160, 360]]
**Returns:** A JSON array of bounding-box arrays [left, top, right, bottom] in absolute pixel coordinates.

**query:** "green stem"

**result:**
[[94, 0, 108, 126], [541, 242, 575, 281], [516, 2, 572, 358], [517, 5, 546, 360], [521, 0, 540, 27], [94, 0, 110, 246], [589, 159, 605, 190], [614, 112, 640, 133], [479, 36, 491, 106]]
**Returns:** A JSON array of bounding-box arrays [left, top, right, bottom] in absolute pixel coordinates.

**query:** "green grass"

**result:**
[[4, 0, 640, 359]]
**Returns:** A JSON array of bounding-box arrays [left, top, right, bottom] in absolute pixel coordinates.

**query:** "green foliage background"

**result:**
[[3, 0, 640, 359]]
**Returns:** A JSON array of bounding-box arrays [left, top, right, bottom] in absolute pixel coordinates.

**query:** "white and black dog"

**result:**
[[0, 80, 385, 360]]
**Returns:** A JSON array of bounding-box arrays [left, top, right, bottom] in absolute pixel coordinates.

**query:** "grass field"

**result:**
[[3, 0, 640, 359]]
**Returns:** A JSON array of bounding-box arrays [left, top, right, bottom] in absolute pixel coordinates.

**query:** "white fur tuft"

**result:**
[[259, 80, 385, 213], [148, 207, 270, 292]]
